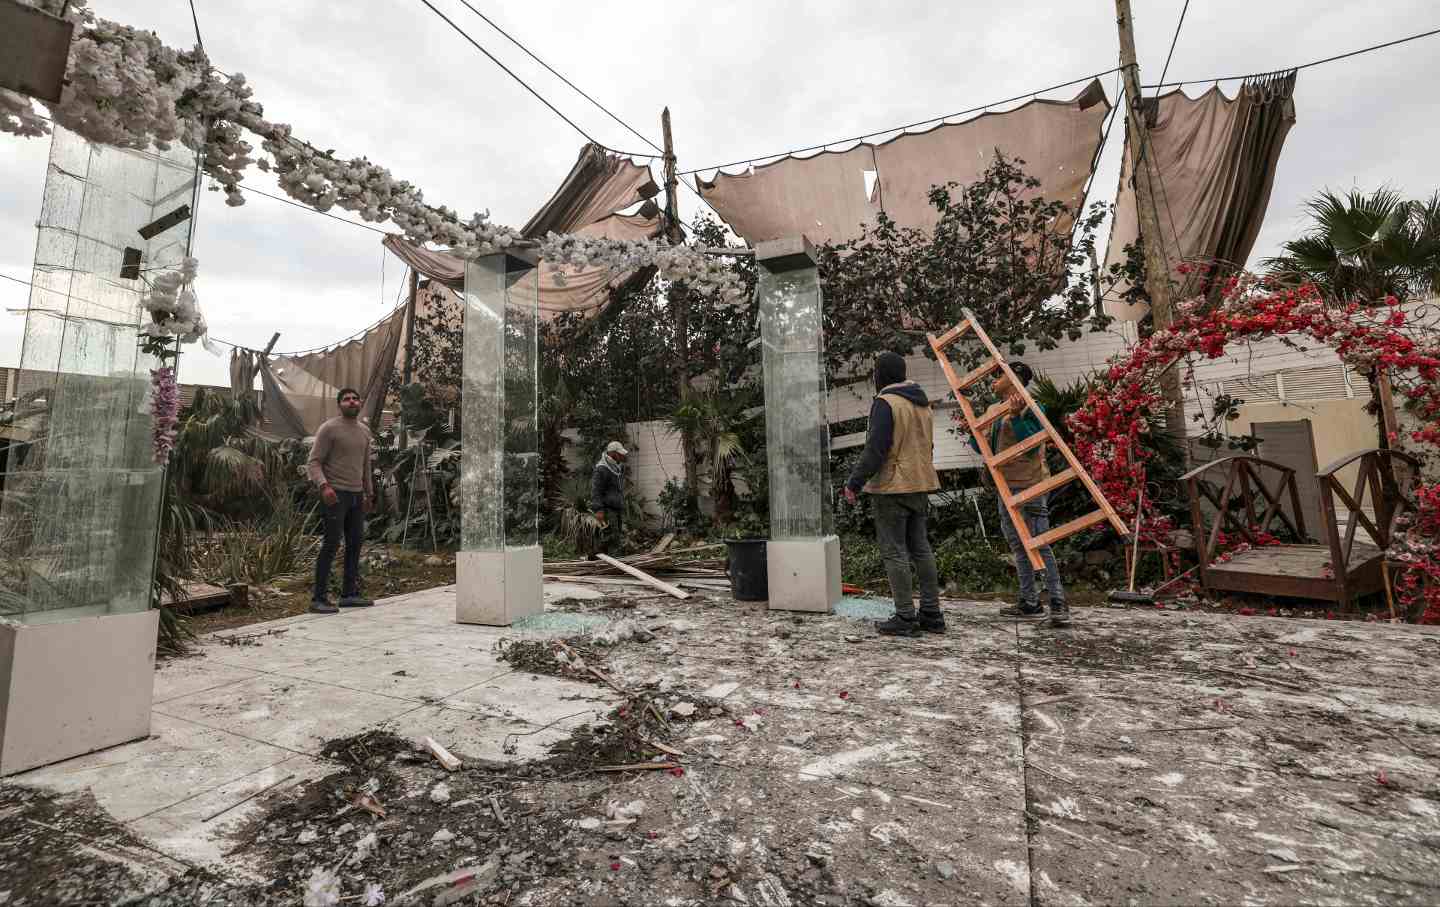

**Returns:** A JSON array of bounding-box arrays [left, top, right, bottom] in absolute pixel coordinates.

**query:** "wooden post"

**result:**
[[399, 267, 419, 448], [1114, 0, 1187, 448], [662, 107, 699, 513]]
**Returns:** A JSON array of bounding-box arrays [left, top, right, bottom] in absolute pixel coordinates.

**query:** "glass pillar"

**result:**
[[0, 126, 199, 624], [456, 250, 542, 625], [756, 236, 841, 612], [0, 125, 198, 775]]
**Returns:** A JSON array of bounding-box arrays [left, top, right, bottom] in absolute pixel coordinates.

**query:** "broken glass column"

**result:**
[[756, 236, 841, 612], [457, 249, 542, 625]]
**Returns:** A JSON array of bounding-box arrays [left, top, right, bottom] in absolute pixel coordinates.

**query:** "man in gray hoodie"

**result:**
[[843, 352, 943, 637]]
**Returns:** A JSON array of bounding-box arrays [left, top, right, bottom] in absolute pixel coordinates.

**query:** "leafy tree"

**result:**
[[815, 152, 1114, 377]]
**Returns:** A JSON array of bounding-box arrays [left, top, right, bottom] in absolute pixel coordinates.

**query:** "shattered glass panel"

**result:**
[[0, 126, 199, 623], [758, 262, 833, 540], [460, 254, 539, 551]]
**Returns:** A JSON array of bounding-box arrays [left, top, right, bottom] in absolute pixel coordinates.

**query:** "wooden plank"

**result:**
[[649, 532, 677, 554], [1012, 469, 1077, 506], [1029, 510, 1109, 549], [596, 554, 690, 600], [930, 322, 972, 352], [989, 431, 1047, 467], [955, 358, 1001, 391], [973, 401, 1010, 433]]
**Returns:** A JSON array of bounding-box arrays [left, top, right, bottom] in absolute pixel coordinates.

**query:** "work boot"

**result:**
[[338, 595, 374, 608], [309, 600, 339, 614], [999, 603, 1045, 619], [1048, 603, 1073, 627], [916, 612, 947, 634], [876, 614, 921, 637]]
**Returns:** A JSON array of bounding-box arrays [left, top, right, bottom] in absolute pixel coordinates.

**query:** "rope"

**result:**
[[680, 68, 1122, 176]]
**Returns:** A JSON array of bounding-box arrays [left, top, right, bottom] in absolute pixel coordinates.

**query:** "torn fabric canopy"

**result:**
[[695, 80, 1111, 248], [257, 307, 404, 438], [384, 210, 661, 320], [1103, 72, 1298, 321]]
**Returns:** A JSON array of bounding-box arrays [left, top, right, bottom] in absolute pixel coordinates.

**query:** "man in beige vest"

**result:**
[[843, 352, 943, 637]]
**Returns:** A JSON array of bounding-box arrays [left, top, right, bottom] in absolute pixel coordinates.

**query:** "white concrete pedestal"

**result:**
[[456, 545, 543, 626], [766, 536, 842, 613], [0, 609, 159, 776]]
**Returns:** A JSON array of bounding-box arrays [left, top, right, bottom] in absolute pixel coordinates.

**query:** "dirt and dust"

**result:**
[[7, 589, 1440, 906]]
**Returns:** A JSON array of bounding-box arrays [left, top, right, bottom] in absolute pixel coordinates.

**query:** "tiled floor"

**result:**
[[12, 583, 615, 864]]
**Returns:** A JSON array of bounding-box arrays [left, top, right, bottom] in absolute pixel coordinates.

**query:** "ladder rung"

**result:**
[[932, 321, 973, 350], [988, 431, 1047, 467], [973, 402, 1009, 432], [1012, 469, 1077, 506], [1028, 510, 1108, 548], [955, 358, 1001, 391]]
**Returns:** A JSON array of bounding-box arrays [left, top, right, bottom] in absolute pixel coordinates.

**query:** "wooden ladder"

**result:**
[[929, 308, 1129, 569]]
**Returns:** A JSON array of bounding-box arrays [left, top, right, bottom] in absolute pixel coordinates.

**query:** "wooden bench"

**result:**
[[1181, 449, 1420, 608]]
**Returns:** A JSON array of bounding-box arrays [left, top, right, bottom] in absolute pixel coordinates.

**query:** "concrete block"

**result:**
[[767, 536, 841, 613], [0, 609, 158, 776], [456, 545, 543, 626]]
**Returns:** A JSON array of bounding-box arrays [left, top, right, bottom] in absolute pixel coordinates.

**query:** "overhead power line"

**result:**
[[452, 0, 664, 155], [680, 68, 1123, 176], [1146, 25, 1440, 87], [235, 183, 396, 235], [414, 0, 655, 159], [1156, 0, 1190, 89]]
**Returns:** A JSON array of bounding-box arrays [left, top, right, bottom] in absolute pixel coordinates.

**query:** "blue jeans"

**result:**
[[314, 490, 364, 602], [997, 492, 1066, 608], [873, 493, 940, 619]]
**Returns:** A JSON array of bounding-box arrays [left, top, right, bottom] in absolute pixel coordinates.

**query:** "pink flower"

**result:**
[[149, 366, 180, 464]]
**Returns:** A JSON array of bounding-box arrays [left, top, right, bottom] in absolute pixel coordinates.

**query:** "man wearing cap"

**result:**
[[969, 361, 1071, 627], [590, 441, 628, 557]]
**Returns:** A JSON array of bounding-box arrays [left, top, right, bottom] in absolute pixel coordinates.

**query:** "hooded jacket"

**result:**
[[590, 453, 625, 512], [846, 380, 941, 495]]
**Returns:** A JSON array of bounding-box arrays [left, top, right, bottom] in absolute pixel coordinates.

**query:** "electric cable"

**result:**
[[414, 0, 654, 159]]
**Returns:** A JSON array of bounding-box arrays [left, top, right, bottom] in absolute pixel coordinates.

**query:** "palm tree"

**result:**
[[1263, 189, 1440, 302], [666, 390, 749, 524]]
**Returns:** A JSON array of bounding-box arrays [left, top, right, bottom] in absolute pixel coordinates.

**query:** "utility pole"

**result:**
[[662, 107, 699, 513], [1114, 0, 1187, 445]]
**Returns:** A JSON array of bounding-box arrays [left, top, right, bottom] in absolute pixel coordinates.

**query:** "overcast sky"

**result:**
[[2, 0, 1437, 388]]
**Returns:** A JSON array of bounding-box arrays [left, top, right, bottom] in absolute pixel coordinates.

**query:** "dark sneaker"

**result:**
[[309, 600, 339, 614], [338, 595, 374, 608], [916, 613, 947, 634], [1048, 604, 1073, 627], [876, 615, 921, 637], [999, 604, 1045, 619]]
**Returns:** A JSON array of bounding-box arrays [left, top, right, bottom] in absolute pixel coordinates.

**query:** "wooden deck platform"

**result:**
[[1202, 542, 1383, 602]]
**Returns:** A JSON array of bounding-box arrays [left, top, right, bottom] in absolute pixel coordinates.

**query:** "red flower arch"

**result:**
[[1068, 274, 1440, 622]]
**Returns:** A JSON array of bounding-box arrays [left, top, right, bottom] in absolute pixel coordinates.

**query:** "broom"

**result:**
[[1108, 485, 1154, 605]]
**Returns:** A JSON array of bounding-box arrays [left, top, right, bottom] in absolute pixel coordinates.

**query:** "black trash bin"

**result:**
[[724, 538, 768, 601]]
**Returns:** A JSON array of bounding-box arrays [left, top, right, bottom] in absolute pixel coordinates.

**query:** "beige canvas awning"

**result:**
[[695, 80, 1111, 247], [1103, 72, 1297, 321]]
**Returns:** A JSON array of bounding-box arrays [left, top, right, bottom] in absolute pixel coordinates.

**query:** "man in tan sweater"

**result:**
[[306, 387, 375, 613], [844, 352, 943, 637]]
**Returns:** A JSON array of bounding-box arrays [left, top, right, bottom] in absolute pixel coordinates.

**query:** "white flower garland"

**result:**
[[138, 256, 205, 342], [0, 0, 744, 303]]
